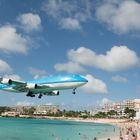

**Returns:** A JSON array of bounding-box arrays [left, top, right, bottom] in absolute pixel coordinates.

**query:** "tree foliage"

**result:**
[[124, 107, 136, 118], [0, 106, 11, 114]]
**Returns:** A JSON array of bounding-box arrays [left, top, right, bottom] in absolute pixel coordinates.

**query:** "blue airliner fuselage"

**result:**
[[0, 74, 88, 98]]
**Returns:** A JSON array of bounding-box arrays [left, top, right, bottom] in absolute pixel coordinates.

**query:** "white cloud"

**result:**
[[96, 0, 140, 34], [68, 46, 139, 71], [17, 13, 41, 32], [43, 0, 73, 19], [112, 75, 128, 83], [54, 61, 85, 73], [16, 101, 34, 106], [81, 74, 108, 94], [59, 18, 81, 30], [29, 67, 48, 79], [43, 0, 92, 30], [0, 59, 12, 73], [0, 25, 28, 54]]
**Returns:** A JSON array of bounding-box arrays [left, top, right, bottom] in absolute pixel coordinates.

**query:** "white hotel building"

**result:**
[[104, 99, 140, 112]]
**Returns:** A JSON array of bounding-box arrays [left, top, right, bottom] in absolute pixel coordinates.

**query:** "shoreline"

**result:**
[[1, 114, 129, 124]]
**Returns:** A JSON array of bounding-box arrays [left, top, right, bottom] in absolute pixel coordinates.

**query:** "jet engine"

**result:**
[[44, 90, 59, 96], [52, 90, 60, 95], [0, 78, 12, 84], [26, 83, 38, 89]]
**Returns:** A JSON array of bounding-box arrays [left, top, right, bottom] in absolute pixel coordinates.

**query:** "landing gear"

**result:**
[[38, 94, 43, 99], [72, 88, 76, 94], [30, 94, 35, 97], [26, 91, 35, 97], [26, 91, 43, 98]]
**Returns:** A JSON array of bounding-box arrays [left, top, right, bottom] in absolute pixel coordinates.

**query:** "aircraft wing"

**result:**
[[0, 77, 26, 85], [0, 77, 53, 92], [13, 83, 52, 92], [10, 79, 27, 85], [0, 77, 28, 91]]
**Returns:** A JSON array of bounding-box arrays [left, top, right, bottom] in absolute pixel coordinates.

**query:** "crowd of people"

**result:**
[[120, 126, 137, 140], [92, 125, 138, 140], [55, 122, 139, 140]]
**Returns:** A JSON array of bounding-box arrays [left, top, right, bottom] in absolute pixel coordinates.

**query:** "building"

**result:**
[[33, 105, 59, 115], [135, 108, 140, 120], [12, 106, 34, 114], [104, 99, 140, 112], [113, 100, 135, 111], [1, 111, 20, 117], [133, 99, 140, 111], [10, 105, 59, 115]]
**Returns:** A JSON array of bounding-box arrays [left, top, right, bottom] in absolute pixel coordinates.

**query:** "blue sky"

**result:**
[[0, 0, 140, 110]]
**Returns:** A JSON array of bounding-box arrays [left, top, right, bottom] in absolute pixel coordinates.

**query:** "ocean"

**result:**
[[0, 117, 118, 140]]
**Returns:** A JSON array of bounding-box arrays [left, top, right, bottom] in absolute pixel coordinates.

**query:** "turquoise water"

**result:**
[[0, 118, 118, 140]]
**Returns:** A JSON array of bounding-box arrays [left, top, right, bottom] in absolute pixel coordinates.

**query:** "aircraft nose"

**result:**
[[79, 76, 88, 83], [69, 74, 88, 84], [76, 76, 88, 87]]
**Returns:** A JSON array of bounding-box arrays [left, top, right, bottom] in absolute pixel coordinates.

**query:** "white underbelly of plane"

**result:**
[[31, 81, 86, 92], [49, 81, 86, 89], [2, 81, 86, 93]]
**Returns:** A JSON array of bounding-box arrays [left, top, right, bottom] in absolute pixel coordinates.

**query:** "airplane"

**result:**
[[0, 74, 88, 99]]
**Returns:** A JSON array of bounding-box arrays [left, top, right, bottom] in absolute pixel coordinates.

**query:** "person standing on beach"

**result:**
[[120, 129, 123, 140], [128, 127, 136, 137], [130, 134, 137, 140], [127, 127, 137, 140], [124, 131, 129, 140], [93, 137, 97, 140]]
